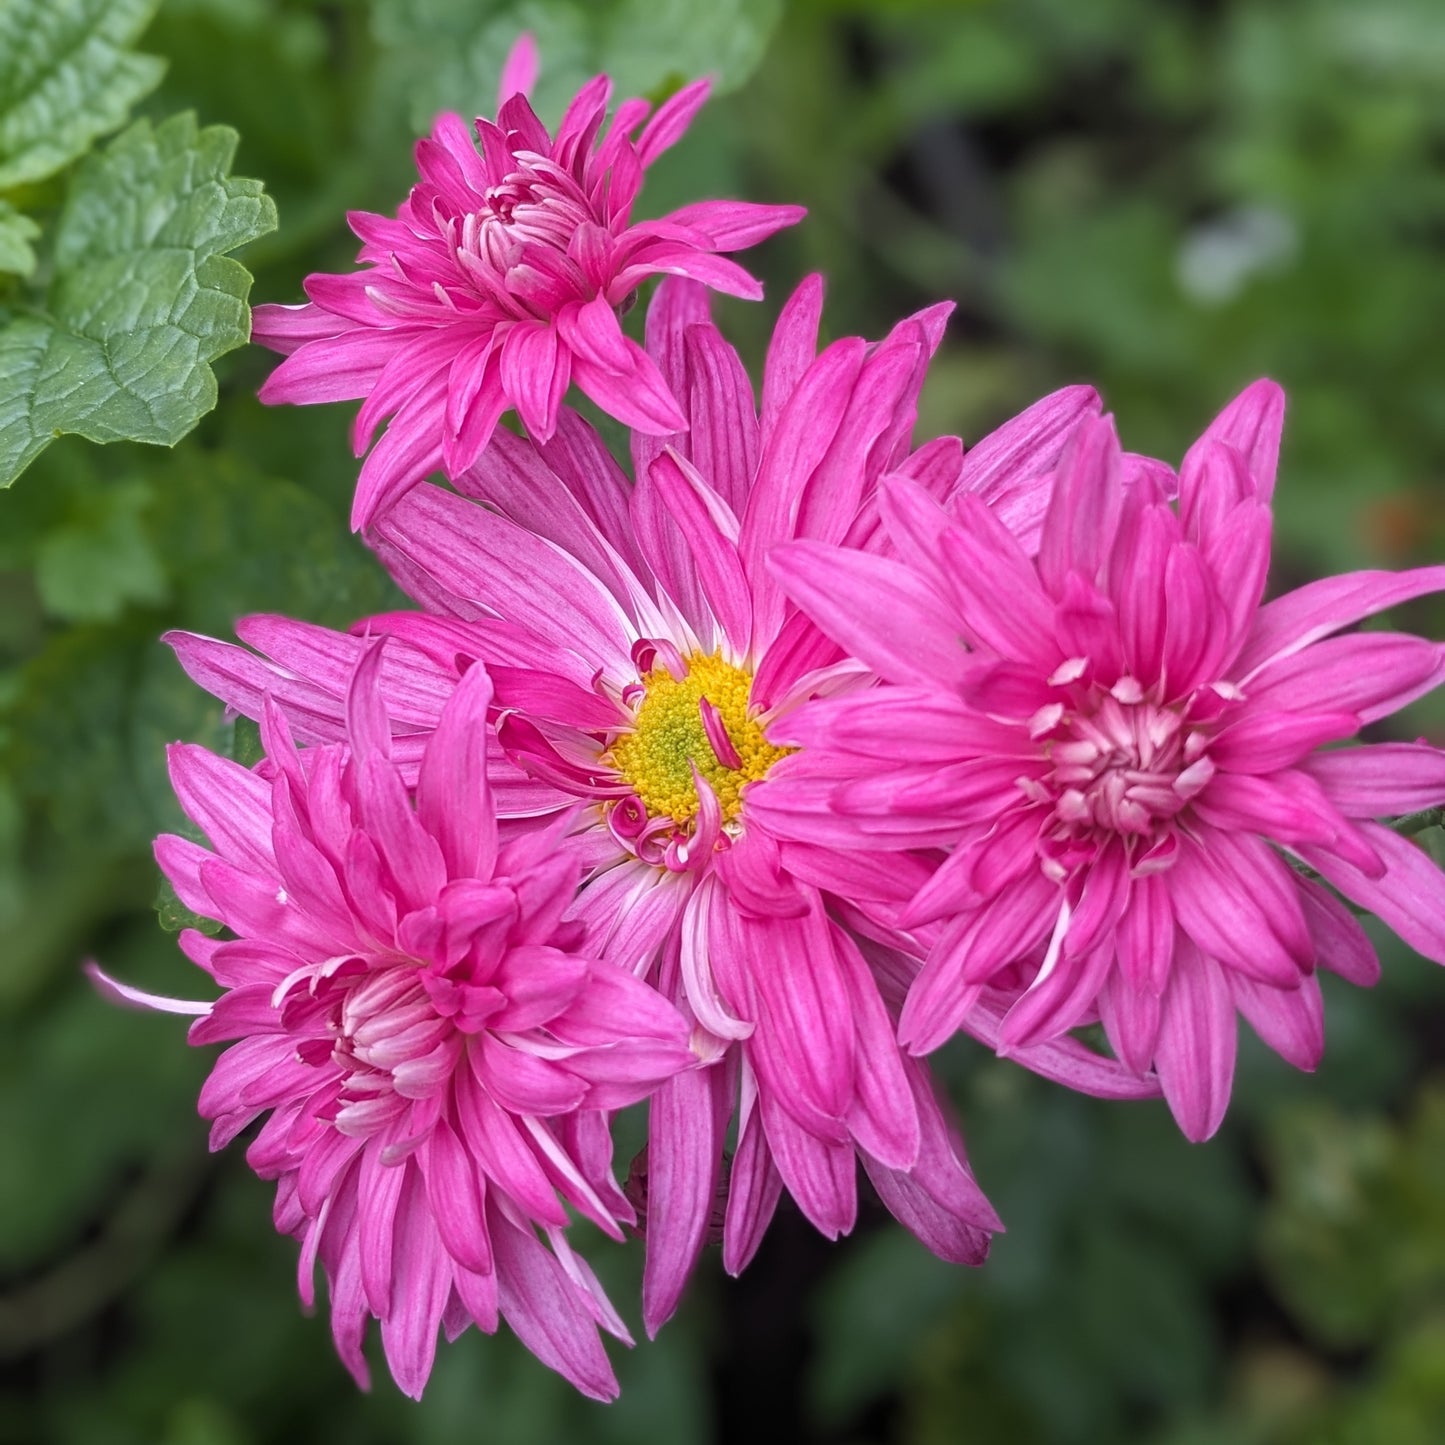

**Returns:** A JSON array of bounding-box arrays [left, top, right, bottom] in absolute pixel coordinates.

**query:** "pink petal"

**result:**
[[420, 1120, 493, 1276], [351, 391, 447, 531], [679, 318, 759, 518], [1299, 822, 1445, 967], [490, 1207, 619, 1401], [641, 1064, 729, 1337], [570, 340, 689, 435], [738, 904, 857, 1138], [85, 962, 211, 1015], [416, 660, 498, 881], [257, 324, 403, 405], [1231, 970, 1324, 1071], [760, 273, 824, 437], [374, 483, 637, 680], [721, 1075, 784, 1274], [860, 1058, 1000, 1264], [1241, 633, 1445, 725], [756, 1081, 856, 1240], [165, 743, 275, 874], [636, 77, 710, 167], [500, 323, 569, 441], [1167, 831, 1313, 987], [962, 991, 1163, 1099], [1035, 413, 1123, 596], [952, 384, 1102, 550], [453, 1066, 569, 1228], [250, 301, 350, 356], [1097, 973, 1163, 1076], [1182, 378, 1285, 500], [899, 871, 1062, 1054], [1296, 877, 1380, 987], [1153, 944, 1237, 1141], [768, 541, 965, 688], [1209, 709, 1361, 774], [1237, 565, 1445, 677], [1302, 742, 1445, 817], [891, 485, 1059, 670], [497, 32, 539, 105], [662, 199, 806, 250], [378, 1166, 453, 1400]]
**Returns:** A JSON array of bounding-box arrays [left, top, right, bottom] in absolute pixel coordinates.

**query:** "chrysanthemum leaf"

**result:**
[[4, 448, 398, 855], [0, 0, 166, 190], [0, 112, 277, 488], [33, 479, 169, 623], [370, 0, 783, 134], [0, 200, 41, 277]]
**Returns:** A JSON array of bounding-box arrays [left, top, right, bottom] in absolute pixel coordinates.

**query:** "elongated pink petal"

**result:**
[[251, 301, 352, 356], [497, 32, 539, 104], [1182, 378, 1285, 501], [1302, 742, 1445, 817], [739, 904, 856, 1136], [375, 483, 637, 680], [490, 1208, 619, 1402], [770, 542, 966, 688], [1242, 633, 1445, 725], [756, 1083, 857, 1240], [351, 392, 447, 531], [641, 1064, 728, 1337], [1296, 877, 1380, 987], [1238, 565, 1445, 676], [165, 744, 276, 873], [416, 662, 498, 880], [900, 873, 1061, 1053], [720, 1065, 780, 1274], [760, 274, 825, 436], [1167, 832, 1313, 987], [1232, 970, 1324, 1071], [1300, 823, 1445, 966], [860, 1058, 1000, 1264], [636, 77, 710, 166], [663, 199, 805, 250], [1097, 973, 1162, 1077], [1154, 945, 1237, 1142], [1036, 413, 1123, 597], [85, 962, 211, 1015]]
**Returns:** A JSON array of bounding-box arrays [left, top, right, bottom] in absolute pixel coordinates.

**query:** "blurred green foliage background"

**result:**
[[3, 1, 1445, 1441]]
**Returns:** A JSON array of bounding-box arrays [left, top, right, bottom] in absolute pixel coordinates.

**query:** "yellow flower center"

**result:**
[[609, 653, 791, 826]]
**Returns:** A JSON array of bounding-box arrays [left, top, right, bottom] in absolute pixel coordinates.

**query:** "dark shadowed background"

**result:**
[[3, 1, 1445, 1441]]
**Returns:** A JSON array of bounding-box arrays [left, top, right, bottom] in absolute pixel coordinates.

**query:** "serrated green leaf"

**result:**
[[0, 198, 40, 276], [0, 112, 276, 487], [0, 0, 166, 189]]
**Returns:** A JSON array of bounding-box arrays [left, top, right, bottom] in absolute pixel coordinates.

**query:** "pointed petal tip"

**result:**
[[84, 961, 212, 1015], [498, 32, 541, 105]]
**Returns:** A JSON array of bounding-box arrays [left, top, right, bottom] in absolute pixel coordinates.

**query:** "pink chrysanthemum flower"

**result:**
[[761, 381, 1445, 1141], [168, 279, 1155, 1333], [92, 650, 696, 1399], [253, 35, 803, 529]]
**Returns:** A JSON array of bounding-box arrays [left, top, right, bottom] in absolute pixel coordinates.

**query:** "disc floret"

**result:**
[[610, 652, 791, 826]]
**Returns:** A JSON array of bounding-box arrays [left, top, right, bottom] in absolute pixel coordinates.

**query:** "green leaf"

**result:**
[[0, 199, 40, 277], [370, 0, 783, 135], [0, 112, 276, 488], [33, 479, 169, 622], [599, 0, 782, 100], [4, 447, 397, 856], [0, 0, 166, 189]]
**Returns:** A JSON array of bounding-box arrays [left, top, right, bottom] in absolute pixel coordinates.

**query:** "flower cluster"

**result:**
[[99, 36, 1445, 1402]]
